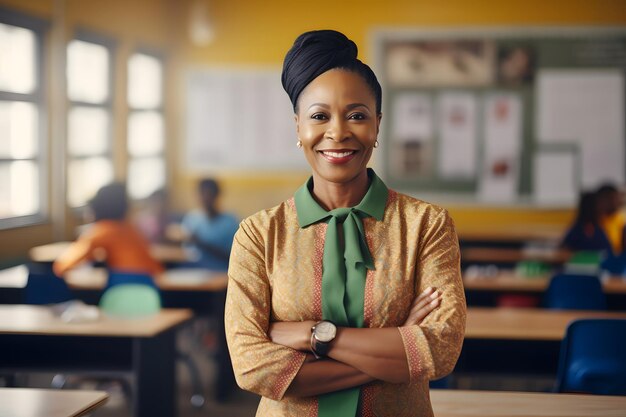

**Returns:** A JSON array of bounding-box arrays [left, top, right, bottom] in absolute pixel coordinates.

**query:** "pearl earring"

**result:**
[[297, 140, 302, 149], [374, 140, 379, 148]]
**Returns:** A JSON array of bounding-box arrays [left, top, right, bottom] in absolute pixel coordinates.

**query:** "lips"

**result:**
[[318, 149, 358, 164]]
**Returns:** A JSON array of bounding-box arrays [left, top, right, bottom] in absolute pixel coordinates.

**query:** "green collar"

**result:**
[[295, 168, 388, 227]]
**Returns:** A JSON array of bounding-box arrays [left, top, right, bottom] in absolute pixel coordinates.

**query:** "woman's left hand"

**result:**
[[269, 320, 316, 351]]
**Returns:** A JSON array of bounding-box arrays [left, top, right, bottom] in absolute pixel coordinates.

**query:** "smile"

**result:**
[[318, 150, 358, 164]]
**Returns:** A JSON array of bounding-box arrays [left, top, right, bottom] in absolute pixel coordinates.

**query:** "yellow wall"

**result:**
[[174, 0, 625, 230], [0, 0, 624, 262]]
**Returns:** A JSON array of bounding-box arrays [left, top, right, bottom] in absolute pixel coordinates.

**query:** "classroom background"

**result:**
[[1, 1, 626, 417]]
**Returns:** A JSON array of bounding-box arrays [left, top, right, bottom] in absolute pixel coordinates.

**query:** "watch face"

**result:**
[[315, 321, 337, 343]]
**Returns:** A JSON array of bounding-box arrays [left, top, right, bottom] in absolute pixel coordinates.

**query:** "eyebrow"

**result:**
[[307, 102, 371, 111]]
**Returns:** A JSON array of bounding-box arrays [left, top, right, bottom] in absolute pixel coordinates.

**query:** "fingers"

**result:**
[[403, 287, 442, 326]]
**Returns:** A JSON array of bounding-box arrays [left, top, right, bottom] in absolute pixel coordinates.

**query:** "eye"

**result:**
[[348, 112, 367, 120], [311, 113, 328, 120]]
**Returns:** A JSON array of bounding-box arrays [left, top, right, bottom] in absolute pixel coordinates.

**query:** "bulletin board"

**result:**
[[373, 28, 626, 206], [184, 68, 308, 173]]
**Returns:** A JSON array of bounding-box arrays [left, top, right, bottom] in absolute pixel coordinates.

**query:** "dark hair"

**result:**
[[89, 182, 128, 221], [199, 178, 220, 196], [281, 30, 382, 114], [596, 183, 618, 197], [574, 191, 599, 225]]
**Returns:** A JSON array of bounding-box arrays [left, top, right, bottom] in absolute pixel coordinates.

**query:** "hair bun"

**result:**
[[282, 30, 359, 111]]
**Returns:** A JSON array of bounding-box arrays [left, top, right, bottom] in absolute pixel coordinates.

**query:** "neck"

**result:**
[[311, 170, 370, 211]]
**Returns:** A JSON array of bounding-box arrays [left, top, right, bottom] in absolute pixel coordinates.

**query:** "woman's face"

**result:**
[[295, 69, 381, 186]]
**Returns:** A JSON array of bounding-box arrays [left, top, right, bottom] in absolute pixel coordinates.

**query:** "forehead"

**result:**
[[298, 69, 375, 108]]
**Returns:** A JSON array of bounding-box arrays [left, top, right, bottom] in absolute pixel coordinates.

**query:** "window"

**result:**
[[127, 52, 165, 200], [66, 35, 114, 207], [0, 10, 47, 227]]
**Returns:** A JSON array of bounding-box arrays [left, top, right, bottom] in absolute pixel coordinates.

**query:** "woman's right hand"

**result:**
[[403, 287, 441, 326]]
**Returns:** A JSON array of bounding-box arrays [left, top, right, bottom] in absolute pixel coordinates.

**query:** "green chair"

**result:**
[[99, 283, 161, 318]]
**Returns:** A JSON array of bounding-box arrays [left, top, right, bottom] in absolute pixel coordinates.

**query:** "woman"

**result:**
[[560, 191, 612, 254], [225, 30, 466, 417]]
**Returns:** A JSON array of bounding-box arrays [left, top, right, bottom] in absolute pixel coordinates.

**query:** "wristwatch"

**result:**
[[310, 320, 337, 359]]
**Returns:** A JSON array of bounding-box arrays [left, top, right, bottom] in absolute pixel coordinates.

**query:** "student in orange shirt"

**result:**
[[53, 182, 164, 277]]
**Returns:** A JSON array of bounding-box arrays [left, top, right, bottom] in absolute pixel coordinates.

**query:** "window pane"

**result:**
[[0, 101, 38, 158], [67, 40, 109, 103], [0, 161, 39, 218], [128, 111, 164, 156], [0, 23, 36, 94], [128, 157, 165, 200], [67, 157, 113, 207], [128, 53, 162, 108], [68, 106, 109, 156]]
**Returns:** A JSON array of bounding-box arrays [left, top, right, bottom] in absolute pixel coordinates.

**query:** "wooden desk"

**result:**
[[466, 307, 626, 341], [64, 267, 228, 292], [0, 388, 108, 417], [29, 241, 189, 264], [430, 389, 626, 417], [463, 271, 626, 294], [0, 305, 192, 417], [456, 224, 563, 243], [461, 247, 570, 264]]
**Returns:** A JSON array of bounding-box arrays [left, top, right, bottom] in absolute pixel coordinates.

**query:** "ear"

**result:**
[[376, 113, 382, 135], [294, 114, 300, 135]]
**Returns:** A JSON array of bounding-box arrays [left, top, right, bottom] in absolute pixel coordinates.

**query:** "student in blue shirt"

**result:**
[[182, 179, 239, 271]]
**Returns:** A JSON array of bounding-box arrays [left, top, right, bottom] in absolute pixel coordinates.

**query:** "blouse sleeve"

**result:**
[[397, 208, 466, 383], [225, 219, 307, 401]]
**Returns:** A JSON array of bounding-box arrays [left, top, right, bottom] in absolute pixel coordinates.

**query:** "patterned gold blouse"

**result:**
[[225, 188, 466, 417]]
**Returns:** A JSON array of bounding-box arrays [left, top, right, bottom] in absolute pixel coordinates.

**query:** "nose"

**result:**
[[325, 118, 350, 143]]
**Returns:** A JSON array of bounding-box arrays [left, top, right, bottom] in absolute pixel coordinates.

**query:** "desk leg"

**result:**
[[133, 330, 177, 417]]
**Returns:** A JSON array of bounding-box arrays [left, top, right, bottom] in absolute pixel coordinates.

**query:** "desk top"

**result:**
[[463, 271, 626, 294], [430, 389, 626, 417], [0, 305, 193, 338], [65, 267, 228, 292], [466, 307, 626, 341], [0, 388, 108, 417], [461, 247, 570, 264], [29, 241, 189, 264], [456, 224, 563, 243]]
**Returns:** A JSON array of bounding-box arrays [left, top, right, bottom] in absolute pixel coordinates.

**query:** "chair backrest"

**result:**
[[555, 319, 626, 395], [24, 263, 74, 305], [99, 284, 161, 318], [544, 273, 606, 310], [105, 270, 159, 291]]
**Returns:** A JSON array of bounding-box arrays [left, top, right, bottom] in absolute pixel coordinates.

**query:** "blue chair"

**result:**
[[544, 274, 606, 310], [104, 269, 205, 408], [555, 319, 626, 395], [24, 263, 74, 305], [105, 270, 159, 291]]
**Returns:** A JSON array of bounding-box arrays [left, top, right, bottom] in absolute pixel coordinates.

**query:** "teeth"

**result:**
[[321, 150, 355, 158]]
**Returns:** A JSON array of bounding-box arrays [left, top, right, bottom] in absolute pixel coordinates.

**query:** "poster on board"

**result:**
[[536, 70, 624, 188], [437, 92, 478, 179], [479, 94, 523, 203]]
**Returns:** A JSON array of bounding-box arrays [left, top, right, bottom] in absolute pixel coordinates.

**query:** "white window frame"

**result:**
[[127, 48, 167, 201], [0, 7, 48, 229], [66, 29, 116, 208]]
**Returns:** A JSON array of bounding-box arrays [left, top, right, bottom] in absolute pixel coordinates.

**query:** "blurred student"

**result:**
[[560, 191, 612, 254], [181, 178, 239, 271], [134, 188, 180, 243], [53, 182, 164, 277], [596, 183, 625, 255]]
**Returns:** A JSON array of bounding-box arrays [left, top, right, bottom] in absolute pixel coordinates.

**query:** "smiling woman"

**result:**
[[224, 30, 466, 417]]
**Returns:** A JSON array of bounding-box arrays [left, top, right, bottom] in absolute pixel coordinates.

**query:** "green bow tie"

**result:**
[[295, 169, 388, 417]]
